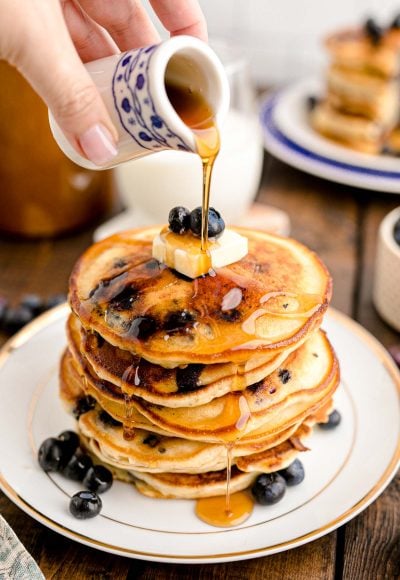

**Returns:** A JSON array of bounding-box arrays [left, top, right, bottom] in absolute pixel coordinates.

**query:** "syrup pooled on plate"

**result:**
[[194, 392, 254, 527]]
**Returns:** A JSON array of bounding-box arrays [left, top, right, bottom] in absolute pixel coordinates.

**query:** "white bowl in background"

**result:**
[[373, 207, 400, 332]]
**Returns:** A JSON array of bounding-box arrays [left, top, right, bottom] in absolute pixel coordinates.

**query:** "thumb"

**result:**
[[6, 0, 118, 166]]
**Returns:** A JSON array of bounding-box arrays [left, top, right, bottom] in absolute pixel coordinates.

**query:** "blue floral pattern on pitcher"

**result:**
[[112, 46, 191, 153]]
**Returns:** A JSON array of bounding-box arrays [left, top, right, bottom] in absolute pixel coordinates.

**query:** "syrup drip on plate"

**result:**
[[195, 490, 253, 528], [195, 394, 254, 527]]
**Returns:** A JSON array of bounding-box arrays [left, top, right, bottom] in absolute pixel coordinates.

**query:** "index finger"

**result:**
[[149, 0, 207, 41]]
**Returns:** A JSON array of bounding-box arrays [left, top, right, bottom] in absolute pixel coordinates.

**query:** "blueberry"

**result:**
[[306, 95, 319, 111], [319, 409, 341, 430], [128, 316, 157, 340], [176, 364, 204, 391], [190, 207, 225, 238], [168, 206, 191, 234], [164, 310, 195, 331], [83, 465, 113, 494], [20, 293, 44, 316], [62, 450, 93, 481], [278, 369, 291, 384], [279, 459, 305, 486], [99, 410, 122, 427], [58, 430, 80, 458], [109, 286, 138, 311], [393, 218, 400, 246], [190, 207, 202, 236], [390, 14, 400, 29], [251, 472, 286, 505], [364, 18, 383, 44], [143, 434, 160, 447], [2, 306, 34, 332], [73, 395, 96, 419], [0, 296, 8, 325], [69, 490, 102, 519], [45, 294, 67, 310], [38, 437, 68, 472], [207, 208, 225, 238]]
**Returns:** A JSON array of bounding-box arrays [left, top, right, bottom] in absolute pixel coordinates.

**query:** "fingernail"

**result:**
[[79, 124, 118, 166]]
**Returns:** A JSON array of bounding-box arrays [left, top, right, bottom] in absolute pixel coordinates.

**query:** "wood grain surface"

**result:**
[[0, 153, 399, 579]]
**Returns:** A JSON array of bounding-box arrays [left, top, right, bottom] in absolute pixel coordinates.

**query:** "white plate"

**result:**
[[260, 78, 400, 193], [0, 305, 399, 563]]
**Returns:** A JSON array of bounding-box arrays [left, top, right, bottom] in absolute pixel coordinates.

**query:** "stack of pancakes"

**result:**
[[60, 226, 339, 499], [311, 25, 400, 154]]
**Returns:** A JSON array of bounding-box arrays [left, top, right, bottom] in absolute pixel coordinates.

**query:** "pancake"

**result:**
[[61, 344, 334, 451], [325, 28, 400, 78], [310, 100, 384, 153], [326, 64, 400, 124], [68, 314, 307, 408], [128, 424, 312, 499], [69, 227, 331, 367], [60, 348, 175, 437], [128, 466, 257, 500], [64, 326, 339, 444], [386, 126, 400, 155], [126, 330, 339, 443], [78, 408, 316, 474], [87, 421, 312, 500]]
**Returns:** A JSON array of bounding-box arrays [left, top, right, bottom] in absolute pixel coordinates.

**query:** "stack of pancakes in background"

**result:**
[[60, 226, 339, 499], [310, 18, 400, 154]]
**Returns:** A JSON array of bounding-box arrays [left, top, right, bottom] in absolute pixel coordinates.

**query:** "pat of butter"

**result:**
[[152, 228, 248, 278]]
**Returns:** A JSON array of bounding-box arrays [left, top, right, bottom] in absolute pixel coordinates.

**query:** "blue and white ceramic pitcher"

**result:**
[[49, 36, 230, 170]]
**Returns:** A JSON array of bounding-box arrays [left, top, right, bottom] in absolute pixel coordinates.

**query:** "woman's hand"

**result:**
[[0, 0, 207, 165]]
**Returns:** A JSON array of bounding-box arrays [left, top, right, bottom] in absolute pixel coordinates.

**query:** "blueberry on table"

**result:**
[[38, 437, 68, 472], [278, 459, 305, 486], [168, 206, 191, 234], [20, 293, 44, 315], [190, 207, 225, 238], [0, 296, 8, 325], [62, 450, 93, 481], [58, 430, 80, 457], [45, 294, 67, 310], [2, 306, 34, 332], [251, 472, 286, 505], [69, 491, 102, 519], [319, 409, 341, 430], [393, 218, 400, 246], [83, 465, 113, 494]]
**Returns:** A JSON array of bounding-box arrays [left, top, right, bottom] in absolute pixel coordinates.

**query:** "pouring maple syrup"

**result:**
[[165, 82, 220, 255], [165, 81, 255, 528]]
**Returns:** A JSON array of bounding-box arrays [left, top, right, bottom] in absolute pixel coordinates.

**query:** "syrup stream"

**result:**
[[165, 82, 253, 526]]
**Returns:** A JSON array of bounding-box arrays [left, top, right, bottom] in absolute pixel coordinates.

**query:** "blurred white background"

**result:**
[[143, 0, 400, 85]]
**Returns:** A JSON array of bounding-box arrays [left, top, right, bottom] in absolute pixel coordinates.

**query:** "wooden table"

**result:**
[[0, 153, 399, 579]]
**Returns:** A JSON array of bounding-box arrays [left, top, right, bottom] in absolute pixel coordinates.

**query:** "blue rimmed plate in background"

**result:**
[[260, 79, 400, 193]]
